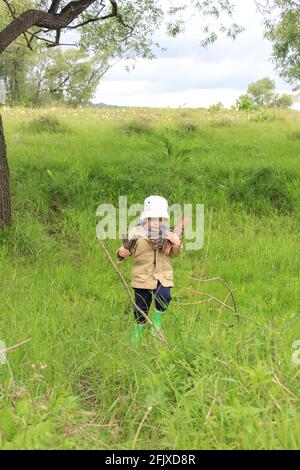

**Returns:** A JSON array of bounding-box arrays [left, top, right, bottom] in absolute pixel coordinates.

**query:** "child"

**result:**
[[116, 195, 183, 343]]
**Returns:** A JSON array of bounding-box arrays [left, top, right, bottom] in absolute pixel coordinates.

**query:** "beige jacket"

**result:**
[[117, 237, 182, 289]]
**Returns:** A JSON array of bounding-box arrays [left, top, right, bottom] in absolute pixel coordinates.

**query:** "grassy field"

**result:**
[[0, 105, 300, 450]]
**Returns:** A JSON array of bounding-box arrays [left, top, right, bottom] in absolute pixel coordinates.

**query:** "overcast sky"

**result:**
[[94, 0, 299, 109]]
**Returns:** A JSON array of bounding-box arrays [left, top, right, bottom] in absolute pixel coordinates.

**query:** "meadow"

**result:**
[[0, 105, 299, 449]]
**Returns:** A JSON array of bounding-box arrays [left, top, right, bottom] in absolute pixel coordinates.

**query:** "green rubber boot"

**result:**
[[151, 309, 164, 335], [131, 323, 146, 344]]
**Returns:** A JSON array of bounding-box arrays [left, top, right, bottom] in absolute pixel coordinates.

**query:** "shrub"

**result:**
[[208, 102, 224, 112], [178, 122, 198, 133], [273, 93, 295, 109], [236, 95, 258, 111], [290, 130, 300, 140], [118, 119, 153, 135], [249, 111, 279, 122], [24, 115, 71, 134], [228, 167, 295, 214], [155, 131, 200, 165]]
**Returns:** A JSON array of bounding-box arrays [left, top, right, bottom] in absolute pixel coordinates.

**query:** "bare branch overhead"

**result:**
[[0, 0, 131, 53]]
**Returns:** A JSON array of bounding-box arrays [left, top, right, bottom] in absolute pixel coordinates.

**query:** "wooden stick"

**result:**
[[177, 285, 235, 312], [204, 396, 218, 426], [189, 276, 238, 313], [132, 405, 153, 450], [219, 291, 231, 315], [175, 299, 214, 307], [272, 374, 299, 401], [1, 338, 31, 354], [96, 236, 167, 346], [176, 285, 247, 320]]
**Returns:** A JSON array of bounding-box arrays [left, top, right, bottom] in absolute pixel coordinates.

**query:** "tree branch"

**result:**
[[2, 0, 34, 50], [0, 0, 132, 53], [50, 74, 71, 94], [68, 0, 132, 32], [48, 0, 62, 14], [0, 0, 98, 53]]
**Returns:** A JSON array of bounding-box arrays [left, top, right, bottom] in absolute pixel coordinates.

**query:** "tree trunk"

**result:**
[[0, 114, 11, 227]]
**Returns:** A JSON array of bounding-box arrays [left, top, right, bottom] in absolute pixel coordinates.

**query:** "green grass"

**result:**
[[0, 105, 300, 449]]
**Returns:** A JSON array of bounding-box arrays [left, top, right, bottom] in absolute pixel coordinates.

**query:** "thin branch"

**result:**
[[2, 0, 16, 17], [177, 285, 236, 313], [204, 396, 218, 426], [273, 373, 299, 401], [0, 0, 98, 53], [53, 28, 61, 47], [175, 298, 214, 307], [68, 0, 115, 30], [1, 338, 31, 354], [176, 285, 247, 320], [132, 405, 153, 450], [219, 291, 231, 315], [0, 0, 133, 52], [2, 0, 33, 50], [189, 276, 238, 313], [68, 0, 133, 32], [48, 0, 62, 14], [25, 27, 76, 48], [50, 74, 70, 94], [67, 12, 114, 29]]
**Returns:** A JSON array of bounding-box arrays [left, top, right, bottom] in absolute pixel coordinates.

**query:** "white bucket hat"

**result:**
[[140, 195, 170, 221]]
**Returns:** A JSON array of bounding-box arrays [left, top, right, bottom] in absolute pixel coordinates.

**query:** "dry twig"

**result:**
[[189, 276, 238, 313], [132, 405, 153, 450], [2, 338, 31, 354]]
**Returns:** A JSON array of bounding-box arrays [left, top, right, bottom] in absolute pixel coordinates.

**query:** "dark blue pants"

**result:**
[[133, 281, 172, 324]]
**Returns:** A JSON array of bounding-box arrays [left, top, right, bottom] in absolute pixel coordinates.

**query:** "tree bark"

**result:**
[[0, 114, 11, 227], [0, 1, 98, 54]]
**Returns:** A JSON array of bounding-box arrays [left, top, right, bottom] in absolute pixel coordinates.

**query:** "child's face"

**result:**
[[146, 218, 169, 237], [147, 217, 163, 229]]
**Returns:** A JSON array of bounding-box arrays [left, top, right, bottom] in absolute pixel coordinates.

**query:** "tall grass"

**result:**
[[0, 106, 300, 449]]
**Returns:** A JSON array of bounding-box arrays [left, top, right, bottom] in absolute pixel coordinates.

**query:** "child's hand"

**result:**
[[118, 246, 131, 258], [166, 231, 181, 248]]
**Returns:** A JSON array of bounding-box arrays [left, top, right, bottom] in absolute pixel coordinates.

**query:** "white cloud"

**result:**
[[94, 0, 299, 109]]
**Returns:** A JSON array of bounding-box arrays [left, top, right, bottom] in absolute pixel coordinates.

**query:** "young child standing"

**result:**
[[116, 195, 183, 343]]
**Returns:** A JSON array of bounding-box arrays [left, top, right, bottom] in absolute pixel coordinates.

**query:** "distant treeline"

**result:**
[[0, 45, 111, 108]]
